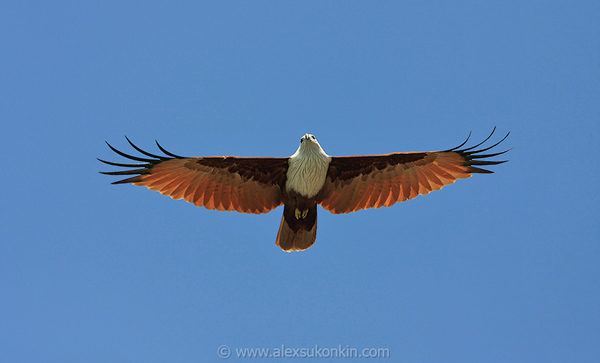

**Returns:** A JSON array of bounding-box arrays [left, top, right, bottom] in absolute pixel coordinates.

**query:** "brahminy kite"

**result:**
[[99, 129, 509, 251]]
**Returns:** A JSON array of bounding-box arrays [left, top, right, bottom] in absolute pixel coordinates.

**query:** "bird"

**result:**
[[99, 128, 509, 252]]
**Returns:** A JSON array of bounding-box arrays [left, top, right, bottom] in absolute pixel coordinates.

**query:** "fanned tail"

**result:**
[[276, 215, 317, 252], [276, 194, 318, 251]]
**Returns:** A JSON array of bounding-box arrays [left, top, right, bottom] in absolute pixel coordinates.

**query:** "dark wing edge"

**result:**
[[98, 137, 186, 185], [443, 126, 512, 174]]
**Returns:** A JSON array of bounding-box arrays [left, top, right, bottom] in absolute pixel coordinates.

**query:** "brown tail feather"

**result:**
[[275, 214, 317, 252], [276, 191, 318, 252]]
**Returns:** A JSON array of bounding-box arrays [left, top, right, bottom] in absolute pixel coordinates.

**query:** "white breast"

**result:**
[[286, 142, 331, 198]]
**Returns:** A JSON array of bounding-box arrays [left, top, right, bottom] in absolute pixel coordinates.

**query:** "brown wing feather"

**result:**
[[99, 139, 289, 214], [317, 130, 510, 214]]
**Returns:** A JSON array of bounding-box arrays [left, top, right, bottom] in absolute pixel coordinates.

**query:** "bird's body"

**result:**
[[100, 130, 509, 251], [279, 134, 331, 249]]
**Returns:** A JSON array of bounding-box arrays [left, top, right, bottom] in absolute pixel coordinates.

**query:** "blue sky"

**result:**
[[1, 1, 598, 361]]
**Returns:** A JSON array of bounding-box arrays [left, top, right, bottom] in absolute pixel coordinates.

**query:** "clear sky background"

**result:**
[[2, 1, 598, 362]]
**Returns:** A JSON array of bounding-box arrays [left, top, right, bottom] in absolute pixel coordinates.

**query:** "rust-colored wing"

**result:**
[[317, 129, 510, 214], [99, 138, 289, 214]]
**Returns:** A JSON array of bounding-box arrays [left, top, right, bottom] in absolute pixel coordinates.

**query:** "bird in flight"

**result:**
[[99, 129, 509, 252]]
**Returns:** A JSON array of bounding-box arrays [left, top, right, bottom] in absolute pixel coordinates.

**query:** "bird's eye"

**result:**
[[300, 138, 304, 143], [311, 136, 315, 140]]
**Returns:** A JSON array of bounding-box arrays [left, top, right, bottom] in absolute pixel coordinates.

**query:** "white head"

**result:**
[[292, 133, 329, 157], [287, 133, 332, 197]]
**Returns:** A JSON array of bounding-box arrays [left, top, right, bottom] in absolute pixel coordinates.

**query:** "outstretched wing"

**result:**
[[99, 138, 289, 214], [317, 129, 510, 214]]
